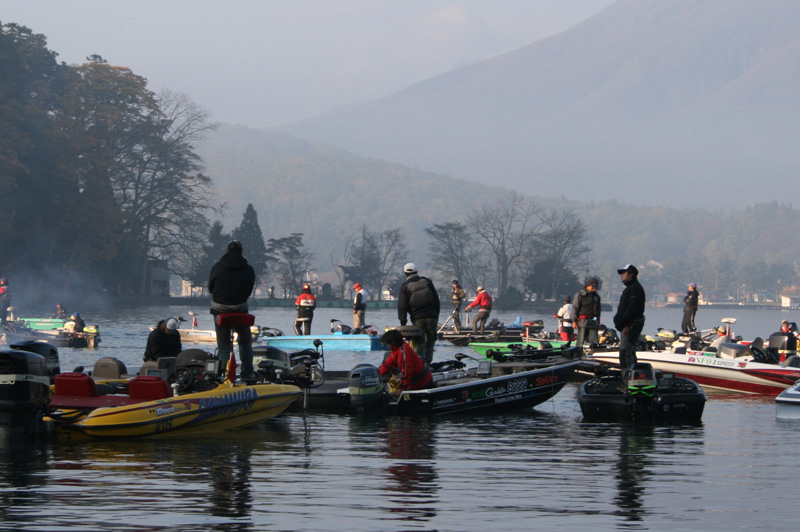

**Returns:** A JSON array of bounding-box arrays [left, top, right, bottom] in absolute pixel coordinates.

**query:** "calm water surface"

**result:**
[[2, 305, 799, 531]]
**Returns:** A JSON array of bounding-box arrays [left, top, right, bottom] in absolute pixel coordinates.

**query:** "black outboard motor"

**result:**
[[10, 341, 60, 383], [347, 363, 384, 410], [626, 362, 657, 420], [0, 348, 51, 439], [768, 333, 797, 364]]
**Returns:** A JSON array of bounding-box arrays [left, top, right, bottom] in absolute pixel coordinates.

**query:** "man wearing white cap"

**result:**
[[397, 262, 440, 364], [143, 317, 183, 362], [613, 264, 646, 371]]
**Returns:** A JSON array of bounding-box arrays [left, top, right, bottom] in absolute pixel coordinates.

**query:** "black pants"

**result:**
[[681, 307, 696, 333]]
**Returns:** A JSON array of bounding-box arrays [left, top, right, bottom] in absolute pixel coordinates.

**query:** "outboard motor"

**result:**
[[768, 332, 797, 363], [10, 341, 60, 383], [393, 325, 423, 343], [0, 348, 51, 439], [627, 362, 657, 420], [347, 363, 384, 410]]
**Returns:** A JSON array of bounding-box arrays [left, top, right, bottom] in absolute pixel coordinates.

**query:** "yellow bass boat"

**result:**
[[45, 371, 302, 440]]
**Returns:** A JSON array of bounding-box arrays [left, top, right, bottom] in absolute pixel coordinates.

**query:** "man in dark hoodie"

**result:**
[[209, 240, 257, 378], [397, 262, 440, 365], [613, 264, 646, 371]]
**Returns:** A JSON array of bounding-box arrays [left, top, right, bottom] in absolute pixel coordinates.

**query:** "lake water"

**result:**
[[2, 304, 799, 531]]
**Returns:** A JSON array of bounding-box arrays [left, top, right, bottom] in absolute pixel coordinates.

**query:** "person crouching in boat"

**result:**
[[378, 329, 433, 393]]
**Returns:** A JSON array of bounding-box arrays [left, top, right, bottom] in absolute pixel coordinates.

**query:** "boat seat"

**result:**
[[54, 372, 99, 397], [93, 357, 128, 380], [215, 313, 255, 327], [128, 376, 173, 401]]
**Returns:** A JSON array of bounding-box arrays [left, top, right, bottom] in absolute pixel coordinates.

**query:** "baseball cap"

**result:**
[[617, 264, 638, 275]]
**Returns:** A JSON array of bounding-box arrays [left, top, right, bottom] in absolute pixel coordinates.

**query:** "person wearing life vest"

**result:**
[[465, 286, 492, 334], [353, 283, 368, 330], [397, 263, 441, 364], [69, 312, 86, 333], [555, 295, 576, 341], [51, 302, 68, 320], [294, 284, 317, 335], [378, 329, 433, 392], [450, 280, 466, 332], [572, 277, 601, 349], [0, 277, 10, 323]]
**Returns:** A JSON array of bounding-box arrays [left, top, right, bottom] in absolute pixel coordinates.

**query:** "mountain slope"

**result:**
[[275, 0, 800, 207], [196, 125, 509, 268]]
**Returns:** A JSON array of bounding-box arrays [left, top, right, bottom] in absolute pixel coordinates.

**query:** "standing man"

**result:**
[[572, 278, 601, 349], [450, 280, 466, 332], [397, 263, 440, 364], [0, 277, 10, 323], [353, 283, 368, 330], [294, 283, 316, 335], [465, 286, 493, 334], [209, 240, 256, 378], [613, 264, 646, 372], [682, 282, 699, 334]]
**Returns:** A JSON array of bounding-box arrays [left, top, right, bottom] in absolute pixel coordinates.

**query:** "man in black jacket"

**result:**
[[397, 262, 440, 364], [209, 241, 256, 378], [613, 264, 646, 371], [143, 317, 183, 362], [682, 283, 699, 333]]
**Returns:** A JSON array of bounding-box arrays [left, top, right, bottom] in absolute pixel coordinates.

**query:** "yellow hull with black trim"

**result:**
[[47, 382, 302, 439]]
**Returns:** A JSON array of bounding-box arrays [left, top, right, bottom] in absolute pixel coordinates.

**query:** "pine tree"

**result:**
[[232, 204, 269, 278]]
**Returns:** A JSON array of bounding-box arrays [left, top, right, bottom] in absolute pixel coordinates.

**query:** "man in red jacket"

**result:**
[[465, 286, 492, 334], [378, 329, 433, 392], [294, 284, 316, 335]]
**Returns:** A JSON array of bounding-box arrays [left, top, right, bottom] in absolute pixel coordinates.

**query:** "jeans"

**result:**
[[215, 322, 254, 377]]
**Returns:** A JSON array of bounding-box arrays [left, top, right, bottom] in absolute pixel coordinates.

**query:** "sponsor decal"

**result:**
[[198, 387, 260, 417], [154, 405, 176, 417]]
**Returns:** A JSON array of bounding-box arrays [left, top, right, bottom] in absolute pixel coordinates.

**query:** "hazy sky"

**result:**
[[3, 1, 614, 128]]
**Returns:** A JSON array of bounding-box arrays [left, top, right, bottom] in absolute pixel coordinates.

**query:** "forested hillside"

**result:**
[[198, 124, 800, 302]]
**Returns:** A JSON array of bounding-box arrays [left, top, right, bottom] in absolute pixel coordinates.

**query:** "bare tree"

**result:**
[[533, 208, 591, 298], [425, 222, 489, 292], [467, 191, 539, 298], [339, 226, 408, 301]]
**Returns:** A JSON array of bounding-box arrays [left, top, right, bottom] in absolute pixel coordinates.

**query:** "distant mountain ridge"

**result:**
[[274, 0, 800, 207]]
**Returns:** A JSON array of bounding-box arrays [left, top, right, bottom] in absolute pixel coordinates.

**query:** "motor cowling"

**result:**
[[0, 349, 51, 437], [768, 332, 797, 363], [627, 363, 657, 397], [347, 363, 384, 409]]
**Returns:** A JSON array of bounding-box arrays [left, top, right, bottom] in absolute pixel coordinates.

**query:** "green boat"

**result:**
[[18, 318, 68, 331], [469, 338, 569, 358]]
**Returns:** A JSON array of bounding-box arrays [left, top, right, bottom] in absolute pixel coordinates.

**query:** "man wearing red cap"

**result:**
[[353, 283, 368, 330], [294, 284, 316, 335]]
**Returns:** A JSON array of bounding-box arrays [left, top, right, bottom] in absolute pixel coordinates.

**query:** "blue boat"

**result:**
[[257, 320, 386, 352]]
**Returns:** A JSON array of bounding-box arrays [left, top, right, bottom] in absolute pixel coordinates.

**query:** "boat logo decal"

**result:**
[[198, 387, 260, 416], [154, 405, 176, 416]]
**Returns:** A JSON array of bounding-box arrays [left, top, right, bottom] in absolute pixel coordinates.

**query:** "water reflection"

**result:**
[[614, 425, 655, 522], [348, 415, 440, 525]]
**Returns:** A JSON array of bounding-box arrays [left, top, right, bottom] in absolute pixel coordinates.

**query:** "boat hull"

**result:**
[[589, 350, 800, 395], [388, 359, 579, 415], [260, 333, 383, 351], [775, 381, 800, 418], [48, 383, 302, 439], [469, 339, 568, 358], [578, 374, 706, 423]]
